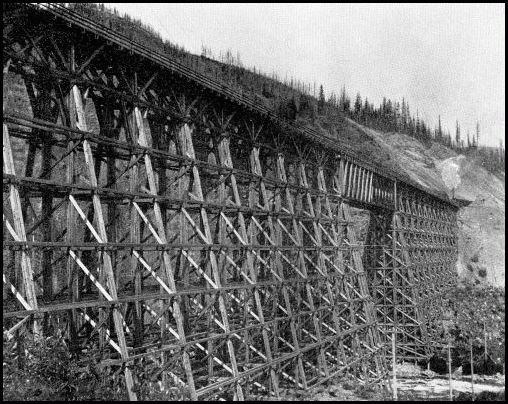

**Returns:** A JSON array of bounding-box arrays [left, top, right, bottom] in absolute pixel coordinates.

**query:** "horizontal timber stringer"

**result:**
[[3, 3, 459, 400]]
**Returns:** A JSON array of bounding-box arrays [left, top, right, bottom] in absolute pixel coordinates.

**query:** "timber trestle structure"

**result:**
[[3, 3, 459, 400]]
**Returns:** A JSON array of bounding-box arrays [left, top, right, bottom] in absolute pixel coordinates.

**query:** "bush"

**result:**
[[444, 284, 505, 372], [429, 354, 448, 374], [353, 384, 376, 399], [3, 335, 126, 401], [342, 380, 356, 390], [461, 357, 503, 376], [3, 335, 190, 401], [454, 390, 505, 401]]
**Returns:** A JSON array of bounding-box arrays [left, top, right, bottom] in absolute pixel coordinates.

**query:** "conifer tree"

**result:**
[[394, 101, 401, 131], [455, 120, 461, 150], [363, 98, 370, 123], [381, 97, 387, 115], [421, 121, 428, 140], [328, 92, 337, 108], [405, 102, 411, 133], [437, 115, 443, 141], [401, 98, 407, 130], [354, 93, 362, 118], [339, 85, 350, 113], [385, 99, 393, 130], [318, 84, 326, 113], [284, 96, 298, 120], [409, 116, 415, 137]]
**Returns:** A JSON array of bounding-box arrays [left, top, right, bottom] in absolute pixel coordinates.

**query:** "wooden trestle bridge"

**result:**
[[3, 3, 459, 400]]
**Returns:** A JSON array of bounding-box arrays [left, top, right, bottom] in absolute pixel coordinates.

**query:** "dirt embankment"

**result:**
[[352, 121, 505, 288]]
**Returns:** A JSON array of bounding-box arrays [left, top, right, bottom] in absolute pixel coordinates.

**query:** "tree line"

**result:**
[[67, 3, 505, 175], [326, 88, 505, 173]]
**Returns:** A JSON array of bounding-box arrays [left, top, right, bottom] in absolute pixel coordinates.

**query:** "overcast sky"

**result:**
[[107, 3, 505, 147]]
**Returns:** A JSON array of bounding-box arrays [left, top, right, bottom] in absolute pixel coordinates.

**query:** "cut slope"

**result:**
[[351, 121, 505, 288], [348, 119, 453, 195]]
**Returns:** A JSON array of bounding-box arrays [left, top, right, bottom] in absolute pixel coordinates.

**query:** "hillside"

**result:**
[[62, 3, 506, 175], [352, 122, 505, 288]]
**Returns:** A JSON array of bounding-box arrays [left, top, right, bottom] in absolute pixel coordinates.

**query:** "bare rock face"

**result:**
[[354, 122, 505, 288], [436, 155, 505, 287]]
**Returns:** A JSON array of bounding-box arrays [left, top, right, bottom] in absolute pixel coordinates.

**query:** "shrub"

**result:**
[[353, 383, 376, 399], [3, 335, 126, 401], [444, 284, 505, 374], [454, 390, 505, 401], [342, 380, 356, 390], [3, 335, 191, 401], [429, 354, 448, 374]]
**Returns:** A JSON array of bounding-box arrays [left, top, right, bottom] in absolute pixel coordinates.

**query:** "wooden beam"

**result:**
[[3, 124, 39, 334], [134, 106, 198, 399], [177, 121, 244, 400], [71, 84, 137, 401]]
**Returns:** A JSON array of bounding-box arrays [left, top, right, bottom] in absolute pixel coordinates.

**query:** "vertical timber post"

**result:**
[[41, 116, 53, 334], [178, 120, 243, 400], [71, 85, 137, 400], [3, 124, 40, 335], [65, 44, 78, 351], [470, 339, 475, 400], [392, 329, 398, 400], [134, 107, 198, 399], [448, 342, 453, 401], [217, 127, 280, 398], [273, 146, 308, 389]]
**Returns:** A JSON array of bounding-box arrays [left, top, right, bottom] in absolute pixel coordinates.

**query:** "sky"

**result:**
[[106, 3, 505, 147]]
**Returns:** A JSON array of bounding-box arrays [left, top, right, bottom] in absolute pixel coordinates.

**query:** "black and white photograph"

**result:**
[[3, 3, 505, 401]]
